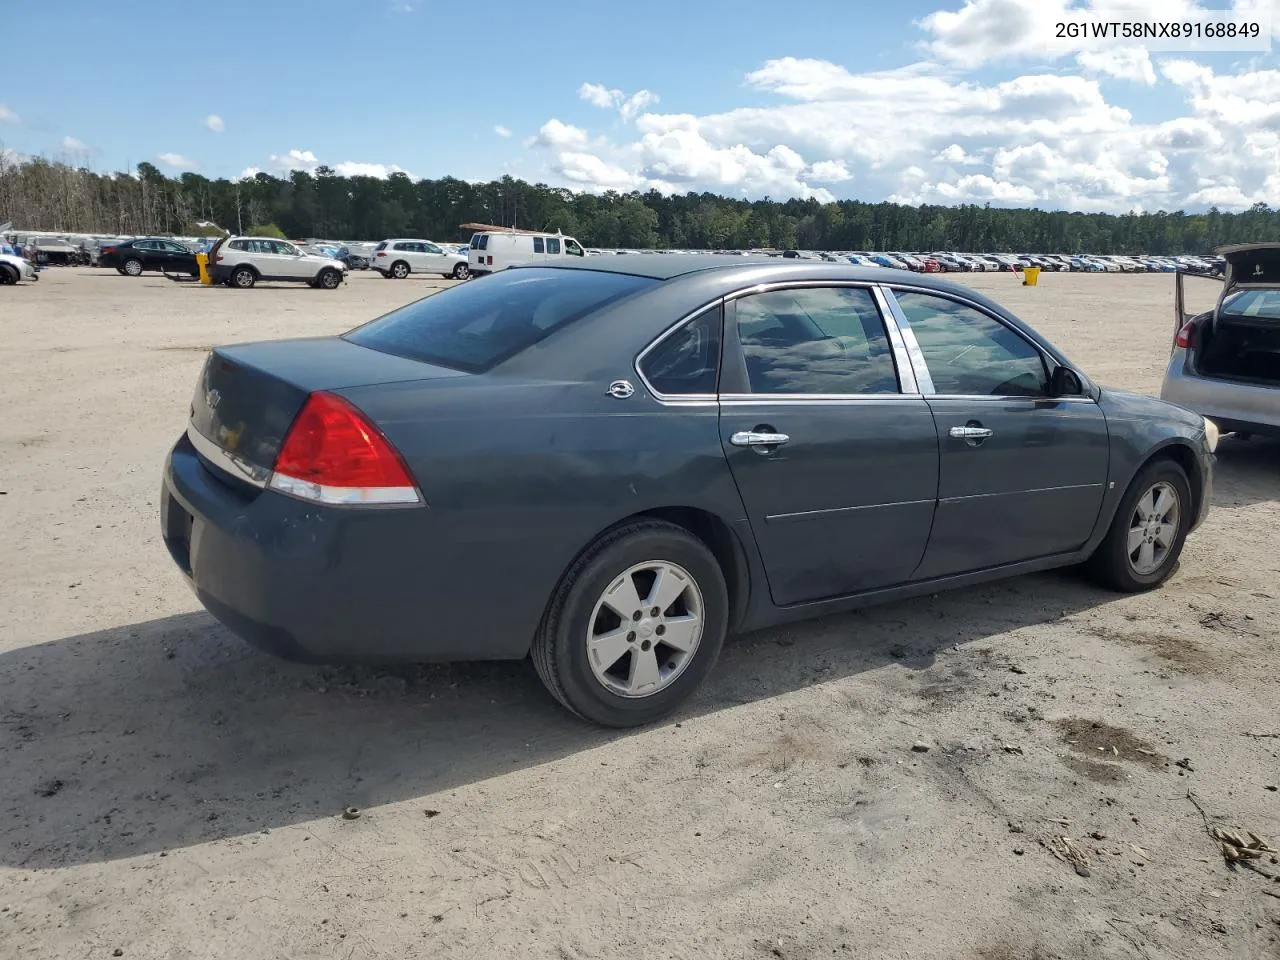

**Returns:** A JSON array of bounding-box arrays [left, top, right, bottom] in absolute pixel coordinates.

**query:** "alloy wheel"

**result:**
[[586, 561, 703, 698], [1127, 481, 1180, 575]]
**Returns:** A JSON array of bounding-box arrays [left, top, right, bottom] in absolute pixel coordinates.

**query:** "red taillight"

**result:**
[[486, 255, 493, 265], [1175, 320, 1196, 349], [213, 254, 223, 263], [376, 251, 387, 257], [269, 392, 420, 505], [103, 246, 116, 255]]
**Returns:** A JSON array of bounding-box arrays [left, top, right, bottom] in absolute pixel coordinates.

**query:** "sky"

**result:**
[[2, 0, 1279, 213]]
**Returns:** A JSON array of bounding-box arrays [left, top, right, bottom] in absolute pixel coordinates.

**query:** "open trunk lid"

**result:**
[[189, 337, 466, 474]]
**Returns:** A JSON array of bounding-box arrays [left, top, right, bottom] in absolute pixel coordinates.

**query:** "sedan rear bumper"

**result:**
[[1161, 351, 1280, 435], [161, 433, 533, 663]]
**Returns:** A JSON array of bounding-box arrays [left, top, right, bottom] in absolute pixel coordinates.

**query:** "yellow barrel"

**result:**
[[1022, 266, 1040, 286], [196, 252, 212, 285]]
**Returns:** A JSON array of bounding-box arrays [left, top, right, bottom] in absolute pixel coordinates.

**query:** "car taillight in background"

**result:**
[[1175, 320, 1197, 349], [376, 251, 387, 258], [269, 392, 421, 506], [487, 256, 493, 265], [103, 246, 116, 255]]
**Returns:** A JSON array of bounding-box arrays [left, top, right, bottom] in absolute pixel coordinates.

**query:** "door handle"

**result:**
[[948, 426, 994, 439], [730, 431, 790, 447]]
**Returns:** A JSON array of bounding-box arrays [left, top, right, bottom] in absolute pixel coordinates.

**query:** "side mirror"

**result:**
[[1050, 365, 1084, 397]]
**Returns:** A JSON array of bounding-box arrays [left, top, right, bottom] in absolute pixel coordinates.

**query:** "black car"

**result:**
[[100, 238, 199, 277], [162, 257, 1215, 726]]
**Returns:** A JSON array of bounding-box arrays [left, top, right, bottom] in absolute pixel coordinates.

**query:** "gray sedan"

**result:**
[[1162, 243, 1280, 437], [162, 257, 1215, 726]]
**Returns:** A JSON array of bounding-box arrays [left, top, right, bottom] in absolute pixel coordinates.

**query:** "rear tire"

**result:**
[[123, 258, 143, 277], [1084, 459, 1192, 592], [531, 520, 728, 727], [231, 266, 256, 289], [0, 264, 16, 285], [391, 261, 410, 279]]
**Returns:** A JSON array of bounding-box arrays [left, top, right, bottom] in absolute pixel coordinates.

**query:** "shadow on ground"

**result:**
[[3, 445, 1274, 870], [1, 569, 1112, 870]]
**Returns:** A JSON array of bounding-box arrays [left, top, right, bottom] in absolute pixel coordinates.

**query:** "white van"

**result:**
[[468, 231, 587, 276]]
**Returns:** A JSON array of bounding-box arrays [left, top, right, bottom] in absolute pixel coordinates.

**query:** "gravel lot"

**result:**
[[2, 267, 1278, 960]]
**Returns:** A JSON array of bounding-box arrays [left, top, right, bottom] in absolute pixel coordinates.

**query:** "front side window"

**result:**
[[894, 291, 1048, 397], [273, 241, 299, 256], [546, 238, 562, 255], [424, 242, 442, 254], [639, 306, 721, 395], [533, 237, 545, 254], [732, 287, 900, 395], [346, 267, 656, 372], [565, 239, 584, 257]]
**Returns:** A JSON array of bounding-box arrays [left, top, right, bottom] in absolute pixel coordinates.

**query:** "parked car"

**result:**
[[99, 238, 200, 277], [468, 231, 587, 275], [162, 255, 1214, 726], [1161, 243, 1280, 437], [0, 251, 37, 284], [372, 239, 470, 279], [207, 236, 347, 289]]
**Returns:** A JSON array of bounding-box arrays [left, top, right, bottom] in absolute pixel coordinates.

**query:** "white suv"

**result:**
[[372, 239, 470, 280], [211, 237, 348, 289]]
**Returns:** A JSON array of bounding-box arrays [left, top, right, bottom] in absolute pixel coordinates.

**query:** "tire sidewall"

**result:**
[[549, 527, 727, 726], [123, 259, 143, 277], [1106, 461, 1193, 589], [233, 267, 255, 288], [392, 261, 409, 279], [453, 263, 469, 279]]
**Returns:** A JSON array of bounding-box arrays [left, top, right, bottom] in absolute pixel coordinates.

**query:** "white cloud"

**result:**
[[61, 136, 87, 152], [268, 149, 320, 173], [808, 159, 852, 181], [936, 143, 983, 165], [578, 83, 660, 121], [494, 124, 512, 138], [204, 114, 225, 133], [534, 119, 589, 148], [556, 152, 645, 190], [237, 167, 261, 180], [0, 103, 17, 124], [157, 152, 197, 169], [332, 161, 410, 178], [1076, 47, 1156, 85]]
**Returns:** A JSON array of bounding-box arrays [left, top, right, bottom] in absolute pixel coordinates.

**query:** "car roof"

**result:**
[[511, 253, 981, 295]]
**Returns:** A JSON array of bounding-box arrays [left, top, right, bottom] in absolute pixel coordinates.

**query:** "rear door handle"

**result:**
[[948, 426, 994, 439], [730, 431, 790, 447]]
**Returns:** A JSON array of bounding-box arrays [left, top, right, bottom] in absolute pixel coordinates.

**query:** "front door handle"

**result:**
[[948, 426, 994, 439], [730, 430, 790, 447]]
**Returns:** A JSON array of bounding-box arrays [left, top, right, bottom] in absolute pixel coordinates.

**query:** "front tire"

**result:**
[[390, 261, 410, 279], [531, 520, 728, 727], [317, 268, 341, 290], [1085, 459, 1192, 592], [231, 266, 256, 289], [0, 264, 16, 285], [451, 262, 470, 279], [122, 258, 143, 277]]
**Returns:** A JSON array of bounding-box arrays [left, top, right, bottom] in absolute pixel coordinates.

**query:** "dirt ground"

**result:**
[[1, 267, 1278, 960]]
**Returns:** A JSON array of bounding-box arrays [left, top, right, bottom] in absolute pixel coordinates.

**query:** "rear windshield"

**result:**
[[345, 267, 656, 372], [373, 241, 387, 251], [1222, 289, 1280, 320]]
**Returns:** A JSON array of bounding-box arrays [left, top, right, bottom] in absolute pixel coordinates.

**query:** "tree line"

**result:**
[[2, 154, 1278, 254]]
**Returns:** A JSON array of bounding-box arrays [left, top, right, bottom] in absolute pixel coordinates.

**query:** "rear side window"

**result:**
[[733, 287, 900, 395], [229, 239, 248, 251], [477, 235, 489, 251], [346, 268, 657, 372], [640, 306, 721, 395], [533, 237, 544, 253]]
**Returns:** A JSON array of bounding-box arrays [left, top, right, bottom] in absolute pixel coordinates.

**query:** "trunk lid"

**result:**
[[189, 337, 465, 472]]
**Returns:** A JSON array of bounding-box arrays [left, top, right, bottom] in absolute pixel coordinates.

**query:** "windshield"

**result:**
[[345, 267, 656, 372], [1222, 289, 1280, 320]]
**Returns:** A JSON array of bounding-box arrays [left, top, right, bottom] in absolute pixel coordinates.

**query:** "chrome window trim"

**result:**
[[633, 299, 726, 403], [877, 284, 936, 395], [186, 422, 270, 489], [871, 285, 919, 394], [720, 393, 925, 404], [882, 284, 1098, 405]]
